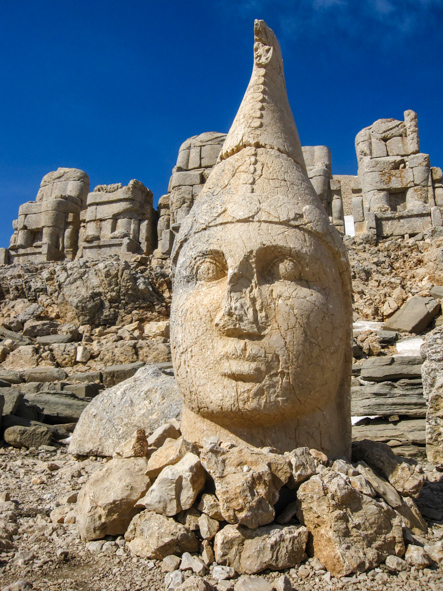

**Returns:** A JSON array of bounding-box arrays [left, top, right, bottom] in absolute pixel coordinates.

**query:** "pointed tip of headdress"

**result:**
[[218, 20, 306, 171]]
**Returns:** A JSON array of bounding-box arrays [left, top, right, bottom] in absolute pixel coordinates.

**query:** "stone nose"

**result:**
[[215, 268, 268, 338]]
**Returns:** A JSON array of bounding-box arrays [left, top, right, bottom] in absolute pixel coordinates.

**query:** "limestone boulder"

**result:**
[[125, 511, 199, 559], [69, 365, 181, 457], [201, 443, 291, 529], [3, 425, 53, 448], [352, 439, 424, 497], [137, 452, 205, 516], [296, 469, 405, 577], [76, 457, 151, 541], [214, 523, 308, 574]]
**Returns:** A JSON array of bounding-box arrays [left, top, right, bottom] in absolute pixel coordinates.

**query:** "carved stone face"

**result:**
[[171, 221, 346, 429]]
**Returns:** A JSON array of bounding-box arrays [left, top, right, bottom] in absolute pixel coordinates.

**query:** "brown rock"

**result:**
[[201, 443, 290, 529], [137, 452, 206, 516], [296, 469, 405, 577], [76, 457, 151, 541], [352, 439, 424, 497], [125, 511, 199, 559], [214, 523, 308, 574]]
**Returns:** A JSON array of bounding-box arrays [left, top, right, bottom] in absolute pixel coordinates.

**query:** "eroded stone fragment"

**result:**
[[214, 523, 308, 574], [352, 439, 424, 497], [76, 457, 150, 541], [296, 469, 405, 577], [201, 443, 290, 528], [137, 452, 205, 516], [125, 511, 199, 559]]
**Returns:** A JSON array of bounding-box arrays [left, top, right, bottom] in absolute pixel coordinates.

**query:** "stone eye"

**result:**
[[265, 257, 301, 283], [195, 258, 226, 283]]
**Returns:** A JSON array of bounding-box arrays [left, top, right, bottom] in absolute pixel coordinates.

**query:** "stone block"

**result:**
[[188, 147, 201, 169], [201, 144, 223, 167], [69, 365, 182, 457], [371, 137, 387, 157], [4, 424, 54, 448], [23, 392, 89, 423], [362, 169, 413, 192], [352, 196, 364, 222], [431, 206, 442, 227], [413, 166, 430, 187], [214, 523, 308, 574], [0, 248, 9, 265], [409, 153, 430, 168], [359, 355, 423, 381], [22, 367, 67, 383], [125, 511, 199, 559], [170, 171, 203, 189], [384, 296, 440, 334], [387, 136, 409, 156], [0, 389, 24, 415]]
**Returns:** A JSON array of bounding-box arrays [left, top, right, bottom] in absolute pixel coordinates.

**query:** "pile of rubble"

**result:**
[[4, 419, 443, 591]]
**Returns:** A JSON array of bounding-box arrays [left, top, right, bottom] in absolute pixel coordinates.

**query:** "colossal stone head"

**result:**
[[170, 20, 352, 458]]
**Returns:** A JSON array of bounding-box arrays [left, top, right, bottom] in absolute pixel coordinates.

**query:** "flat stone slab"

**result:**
[[22, 392, 89, 423], [353, 418, 425, 446], [36, 334, 74, 344], [384, 296, 440, 334], [69, 364, 182, 457], [102, 362, 145, 388], [359, 356, 423, 382], [21, 367, 67, 383], [0, 370, 23, 384], [351, 379, 425, 418]]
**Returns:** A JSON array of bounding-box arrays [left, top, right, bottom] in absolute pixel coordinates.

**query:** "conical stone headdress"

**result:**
[[172, 20, 349, 283]]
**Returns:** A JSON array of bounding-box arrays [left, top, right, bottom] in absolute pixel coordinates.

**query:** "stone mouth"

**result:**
[[220, 359, 267, 383]]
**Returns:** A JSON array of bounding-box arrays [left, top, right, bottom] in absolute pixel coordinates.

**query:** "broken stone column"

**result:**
[[170, 20, 352, 458], [9, 168, 90, 263], [78, 180, 157, 258]]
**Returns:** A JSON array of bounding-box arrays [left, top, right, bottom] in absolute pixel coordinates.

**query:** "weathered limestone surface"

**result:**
[[214, 523, 308, 574], [125, 511, 199, 559], [170, 20, 353, 458], [200, 443, 291, 529], [76, 457, 151, 541], [69, 365, 181, 457], [421, 326, 443, 463], [9, 168, 90, 263], [79, 180, 157, 258], [296, 469, 405, 577]]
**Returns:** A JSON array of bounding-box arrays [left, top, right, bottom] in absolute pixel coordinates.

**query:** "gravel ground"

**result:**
[[1, 444, 443, 591]]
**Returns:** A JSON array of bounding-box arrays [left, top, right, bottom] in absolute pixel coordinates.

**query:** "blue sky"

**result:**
[[1, 0, 442, 248]]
